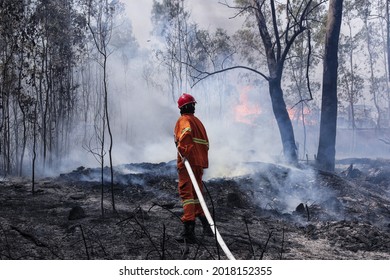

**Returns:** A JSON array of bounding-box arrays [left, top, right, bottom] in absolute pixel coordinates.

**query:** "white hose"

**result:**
[[183, 158, 236, 260]]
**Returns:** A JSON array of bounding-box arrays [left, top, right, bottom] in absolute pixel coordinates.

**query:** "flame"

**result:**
[[288, 106, 317, 125], [234, 86, 261, 125]]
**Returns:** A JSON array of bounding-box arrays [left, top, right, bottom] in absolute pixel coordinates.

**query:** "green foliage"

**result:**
[[151, 0, 189, 38]]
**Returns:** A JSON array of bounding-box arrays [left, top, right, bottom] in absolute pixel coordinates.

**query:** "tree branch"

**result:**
[[270, 0, 281, 60], [186, 64, 269, 87], [218, 0, 256, 19], [306, 29, 314, 101]]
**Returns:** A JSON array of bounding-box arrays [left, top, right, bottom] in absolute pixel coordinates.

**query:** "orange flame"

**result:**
[[234, 86, 261, 125], [288, 106, 317, 125]]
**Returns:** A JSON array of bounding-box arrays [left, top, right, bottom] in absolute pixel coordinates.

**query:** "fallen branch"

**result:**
[[78, 225, 90, 260], [243, 216, 256, 259], [133, 216, 162, 259], [148, 203, 182, 221], [116, 214, 135, 226], [279, 228, 285, 260], [223, 233, 265, 247], [260, 231, 273, 260], [10, 225, 61, 258], [161, 224, 166, 260], [11, 226, 45, 247], [202, 181, 221, 260]]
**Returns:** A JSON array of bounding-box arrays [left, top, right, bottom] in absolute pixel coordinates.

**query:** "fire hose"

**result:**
[[182, 157, 236, 260]]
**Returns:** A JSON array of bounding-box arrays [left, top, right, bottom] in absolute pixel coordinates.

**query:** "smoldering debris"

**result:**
[[59, 160, 177, 184], [0, 159, 390, 260]]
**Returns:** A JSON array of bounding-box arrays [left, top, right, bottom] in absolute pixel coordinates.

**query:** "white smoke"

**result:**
[[54, 1, 390, 179]]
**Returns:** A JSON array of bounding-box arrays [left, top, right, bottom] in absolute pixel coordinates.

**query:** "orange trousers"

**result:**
[[178, 166, 205, 222]]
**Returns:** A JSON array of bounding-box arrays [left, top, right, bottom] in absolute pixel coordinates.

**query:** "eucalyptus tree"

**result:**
[[283, 10, 323, 160], [0, 0, 87, 185], [185, 27, 236, 117], [358, 0, 390, 128], [25, 0, 79, 170], [316, 0, 344, 171], [337, 0, 364, 131], [153, 0, 328, 164], [151, 0, 235, 120], [151, 0, 191, 100], [0, 0, 25, 175], [211, 0, 327, 164], [82, 0, 125, 215]]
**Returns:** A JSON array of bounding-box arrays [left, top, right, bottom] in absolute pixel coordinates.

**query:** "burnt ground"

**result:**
[[0, 158, 390, 260]]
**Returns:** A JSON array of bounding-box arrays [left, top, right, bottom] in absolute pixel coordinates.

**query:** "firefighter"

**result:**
[[174, 93, 213, 243]]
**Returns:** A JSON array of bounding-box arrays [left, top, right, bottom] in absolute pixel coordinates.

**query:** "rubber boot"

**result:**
[[175, 221, 196, 244], [198, 215, 214, 237]]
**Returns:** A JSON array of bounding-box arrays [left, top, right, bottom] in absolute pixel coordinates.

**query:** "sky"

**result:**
[[124, 0, 243, 47]]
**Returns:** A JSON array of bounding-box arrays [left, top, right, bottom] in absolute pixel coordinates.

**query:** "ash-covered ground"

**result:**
[[0, 158, 390, 260]]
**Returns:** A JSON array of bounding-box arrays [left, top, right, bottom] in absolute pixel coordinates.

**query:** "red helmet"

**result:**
[[177, 93, 196, 108]]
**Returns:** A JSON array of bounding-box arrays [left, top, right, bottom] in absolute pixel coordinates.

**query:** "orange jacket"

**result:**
[[174, 113, 209, 169]]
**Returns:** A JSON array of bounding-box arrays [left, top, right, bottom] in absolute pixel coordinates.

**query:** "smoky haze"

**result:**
[[56, 0, 390, 180], [53, 0, 279, 179]]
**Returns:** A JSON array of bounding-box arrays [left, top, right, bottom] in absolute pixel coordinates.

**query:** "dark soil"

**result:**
[[1, 159, 390, 260]]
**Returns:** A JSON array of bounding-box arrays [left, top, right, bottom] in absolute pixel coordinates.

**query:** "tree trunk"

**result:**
[[253, 0, 298, 164], [317, 0, 344, 171], [387, 0, 390, 82], [386, 0, 390, 124], [269, 78, 297, 163], [103, 50, 116, 213], [364, 15, 381, 129]]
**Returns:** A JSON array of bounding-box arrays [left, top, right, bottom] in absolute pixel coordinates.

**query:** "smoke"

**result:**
[[235, 162, 344, 220], [52, 1, 390, 180]]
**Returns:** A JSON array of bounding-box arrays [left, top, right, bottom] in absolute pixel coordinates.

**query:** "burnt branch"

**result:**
[[217, 0, 256, 19], [279, 227, 285, 260], [85, 227, 108, 257], [116, 214, 135, 226], [161, 224, 166, 260], [290, 98, 313, 110], [148, 202, 182, 221], [133, 216, 162, 259], [202, 181, 220, 260], [192, 240, 202, 260], [10, 225, 61, 258], [260, 231, 273, 260], [11, 226, 45, 247], [198, 242, 217, 260], [305, 29, 314, 101], [78, 225, 90, 260], [379, 138, 390, 145], [243, 216, 256, 259], [181, 244, 190, 259], [187, 64, 269, 88]]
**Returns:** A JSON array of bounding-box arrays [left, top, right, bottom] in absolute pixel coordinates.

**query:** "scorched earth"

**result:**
[[0, 158, 390, 260]]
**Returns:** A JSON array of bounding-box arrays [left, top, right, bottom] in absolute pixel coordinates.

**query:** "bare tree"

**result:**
[[85, 0, 122, 214]]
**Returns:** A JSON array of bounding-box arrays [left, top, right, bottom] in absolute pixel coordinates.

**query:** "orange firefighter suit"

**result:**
[[174, 113, 209, 222]]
